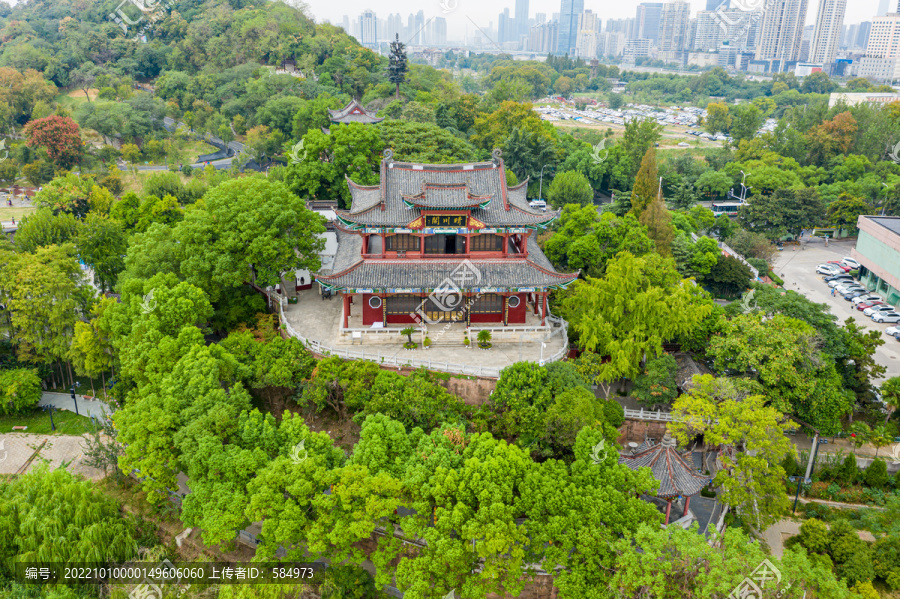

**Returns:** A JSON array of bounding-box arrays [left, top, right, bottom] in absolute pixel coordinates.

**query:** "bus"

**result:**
[[711, 202, 743, 217]]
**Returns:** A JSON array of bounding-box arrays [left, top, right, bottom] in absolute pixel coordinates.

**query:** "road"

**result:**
[[772, 236, 900, 383]]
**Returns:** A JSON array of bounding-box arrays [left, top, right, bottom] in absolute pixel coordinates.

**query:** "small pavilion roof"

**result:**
[[618, 433, 711, 499], [328, 99, 384, 124]]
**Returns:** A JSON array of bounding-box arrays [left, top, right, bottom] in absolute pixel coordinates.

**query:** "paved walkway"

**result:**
[[38, 392, 112, 420], [0, 433, 103, 479], [280, 288, 568, 375]]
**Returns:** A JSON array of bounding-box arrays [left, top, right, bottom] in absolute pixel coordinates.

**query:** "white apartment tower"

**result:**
[[809, 0, 846, 65], [359, 10, 377, 48], [658, 2, 691, 52], [754, 0, 810, 70], [859, 13, 900, 81]]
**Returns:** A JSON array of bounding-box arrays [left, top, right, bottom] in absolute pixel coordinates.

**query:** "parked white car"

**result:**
[[827, 276, 854, 287], [864, 305, 896, 316], [885, 326, 900, 337], [873, 312, 900, 323], [841, 257, 860, 269], [817, 264, 842, 275], [852, 294, 882, 305]]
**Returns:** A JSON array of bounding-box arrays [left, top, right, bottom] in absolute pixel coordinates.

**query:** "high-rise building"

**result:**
[[578, 9, 601, 34], [516, 0, 530, 40], [342, 15, 351, 33], [810, 0, 846, 65], [413, 10, 425, 45], [407, 13, 416, 42], [499, 8, 512, 43], [754, 0, 810, 71], [528, 20, 559, 53], [636, 3, 664, 44], [624, 38, 652, 59], [557, 0, 585, 55], [576, 29, 598, 57], [606, 18, 636, 39], [432, 17, 447, 45], [706, 0, 728, 9], [857, 21, 872, 49], [359, 10, 377, 48], [386, 13, 403, 40], [858, 14, 900, 80], [658, 2, 691, 52], [877, 0, 890, 17], [598, 31, 626, 56], [535, 12, 547, 25]]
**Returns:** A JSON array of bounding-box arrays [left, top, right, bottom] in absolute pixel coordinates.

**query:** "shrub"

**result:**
[[782, 452, 800, 477], [0, 368, 43, 415], [603, 399, 625, 428], [840, 453, 859, 485], [864, 458, 889, 489]]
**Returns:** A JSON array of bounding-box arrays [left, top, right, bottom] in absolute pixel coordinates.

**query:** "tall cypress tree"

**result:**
[[387, 34, 408, 100], [631, 147, 658, 217]]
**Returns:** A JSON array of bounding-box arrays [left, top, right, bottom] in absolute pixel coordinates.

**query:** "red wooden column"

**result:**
[[381, 234, 386, 257], [664, 499, 672, 525], [683, 495, 691, 517], [503, 295, 508, 326], [533, 292, 539, 315], [343, 294, 350, 328], [541, 292, 548, 326]]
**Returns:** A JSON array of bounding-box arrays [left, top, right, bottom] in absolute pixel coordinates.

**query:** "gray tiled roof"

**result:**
[[401, 182, 492, 209], [328, 100, 384, 124], [318, 228, 575, 291], [337, 158, 557, 228], [619, 434, 711, 498]]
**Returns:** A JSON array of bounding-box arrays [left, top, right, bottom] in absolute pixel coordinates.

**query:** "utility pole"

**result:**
[[790, 417, 821, 514]]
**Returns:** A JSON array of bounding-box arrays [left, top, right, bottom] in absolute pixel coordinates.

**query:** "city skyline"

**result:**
[[313, 0, 883, 42]]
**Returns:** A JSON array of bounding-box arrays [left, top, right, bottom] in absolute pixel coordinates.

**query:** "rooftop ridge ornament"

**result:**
[[383, 148, 394, 163], [492, 148, 502, 167]]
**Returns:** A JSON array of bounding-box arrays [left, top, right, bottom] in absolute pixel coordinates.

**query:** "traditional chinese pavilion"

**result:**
[[619, 433, 711, 524], [328, 99, 384, 125], [316, 149, 578, 329]]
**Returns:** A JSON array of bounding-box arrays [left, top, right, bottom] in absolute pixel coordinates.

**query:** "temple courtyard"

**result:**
[[280, 287, 570, 375]]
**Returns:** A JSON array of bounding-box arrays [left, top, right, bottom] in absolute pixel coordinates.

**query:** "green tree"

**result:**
[[32, 173, 94, 218], [638, 196, 675, 256], [13, 208, 79, 253], [0, 465, 137, 573], [387, 34, 408, 99], [670, 375, 794, 530], [561, 252, 712, 393], [631, 147, 659, 217], [546, 170, 593, 208], [708, 313, 853, 434], [704, 101, 732, 134], [285, 123, 383, 210], [176, 177, 325, 302], [729, 104, 764, 142], [632, 354, 678, 409], [0, 368, 42, 414], [882, 376, 900, 423], [706, 254, 752, 297], [76, 214, 127, 292], [826, 195, 873, 231]]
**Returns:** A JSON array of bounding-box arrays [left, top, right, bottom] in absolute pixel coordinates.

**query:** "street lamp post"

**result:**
[[538, 165, 552, 201], [70, 384, 80, 416]]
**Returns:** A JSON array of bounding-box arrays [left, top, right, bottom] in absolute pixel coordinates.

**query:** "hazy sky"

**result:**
[[307, 0, 885, 42]]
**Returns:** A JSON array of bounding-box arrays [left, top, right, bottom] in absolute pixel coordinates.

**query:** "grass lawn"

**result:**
[[0, 206, 36, 221], [0, 408, 93, 435]]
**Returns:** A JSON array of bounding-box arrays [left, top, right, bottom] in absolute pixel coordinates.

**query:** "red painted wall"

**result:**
[[387, 313, 418, 324], [508, 293, 527, 324], [470, 312, 502, 323], [361, 294, 383, 326]]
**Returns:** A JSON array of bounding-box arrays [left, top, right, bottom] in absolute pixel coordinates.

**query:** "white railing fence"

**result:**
[[274, 292, 570, 379]]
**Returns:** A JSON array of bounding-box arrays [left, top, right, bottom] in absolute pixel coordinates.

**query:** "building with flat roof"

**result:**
[[851, 215, 900, 307], [828, 92, 900, 107]]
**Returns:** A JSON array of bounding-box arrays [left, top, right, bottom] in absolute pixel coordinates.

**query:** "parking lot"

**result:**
[[773, 237, 899, 383]]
